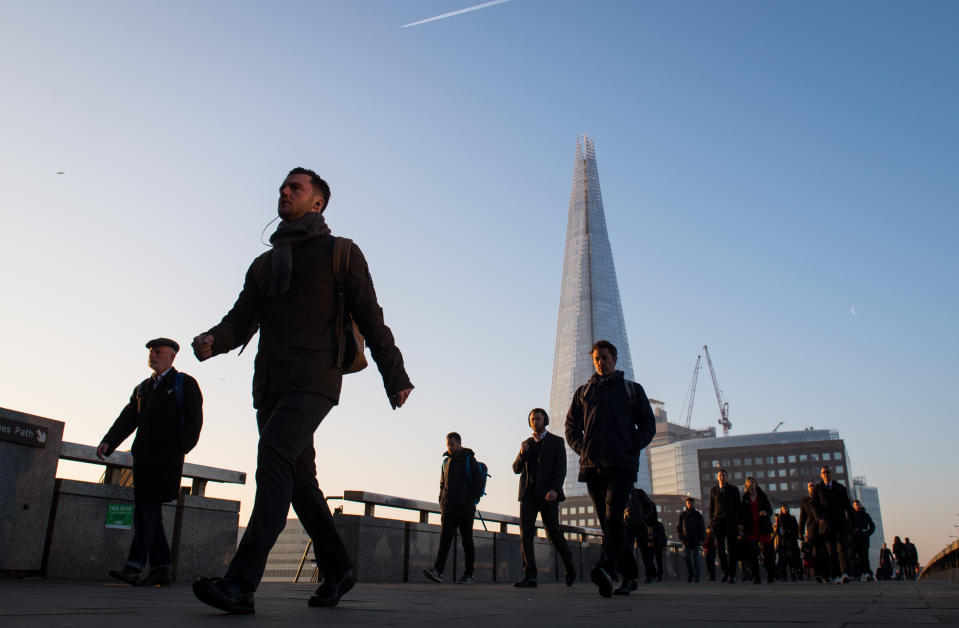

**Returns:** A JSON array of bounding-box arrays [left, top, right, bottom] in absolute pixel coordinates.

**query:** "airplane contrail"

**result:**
[[401, 0, 512, 29]]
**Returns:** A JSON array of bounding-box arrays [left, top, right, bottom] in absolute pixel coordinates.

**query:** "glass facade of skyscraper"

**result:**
[[548, 135, 645, 496]]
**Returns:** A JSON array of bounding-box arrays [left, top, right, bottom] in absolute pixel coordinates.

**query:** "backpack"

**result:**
[[442, 454, 491, 505], [332, 237, 368, 374]]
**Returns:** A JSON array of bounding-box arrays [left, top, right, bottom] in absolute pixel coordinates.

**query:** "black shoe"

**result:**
[[514, 578, 537, 588], [565, 566, 576, 587], [192, 577, 254, 615], [590, 566, 612, 598], [614, 577, 638, 595], [423, 567, 443, 583], [687, 575, 693, 583], [108, 565, 141, 586], [727, 577, 736, 584], [309, 569, 356, 607], [138, 566, 173, 587], [721, 574, 728, 583]]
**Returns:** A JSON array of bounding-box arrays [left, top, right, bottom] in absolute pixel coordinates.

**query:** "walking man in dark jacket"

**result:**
[[815, 465, 856, 583], [851, 500, 876, 581], [512, 409, 575, 588], [98, 338, 203, 587], [191, 167, 413, 613], [799, 480, 824, 581], [708, 468, 742, 583], [677, 497, 706, 583], [773, 505, 800, 581], [424, 432, 483, 584], [565, 340, 656, 598], [904, 538, 919, 580], [622, 487, 657, 588]]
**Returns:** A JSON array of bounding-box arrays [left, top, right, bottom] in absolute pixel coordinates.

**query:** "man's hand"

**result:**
[[192, 333, 214, 361], [390, 388, 413, 409], [96, 442, 110, 461], [545, 489, 558, 502]]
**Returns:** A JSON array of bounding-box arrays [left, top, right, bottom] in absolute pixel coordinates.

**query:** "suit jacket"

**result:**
[[815, 480, 855, 534], [798, 495, 821, 540], [101, 367, 203, 502], [709, 483, 742, 525], [512, 432, 566, 502]]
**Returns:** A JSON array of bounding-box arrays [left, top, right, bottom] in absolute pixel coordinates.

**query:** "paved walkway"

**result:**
[[1, 579, 957, 627]]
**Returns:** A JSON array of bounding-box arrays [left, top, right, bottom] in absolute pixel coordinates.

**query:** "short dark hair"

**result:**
[[853, 499, 862, 506], [820, 465, 832, 473], [288, 167, 331, 212], [591, 339, 617, 358], [717, 468, 728, 476], [529, 408, 549, 426], [685, 496, 695, 503], [446, 432, 461, 444]]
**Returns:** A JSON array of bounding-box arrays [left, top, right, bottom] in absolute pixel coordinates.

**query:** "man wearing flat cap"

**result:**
[[98, 337, 203, 587]]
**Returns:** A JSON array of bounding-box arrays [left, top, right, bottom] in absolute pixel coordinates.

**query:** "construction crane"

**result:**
[[772, 421, 784, 432], [703, 345, 732, 435], [679, 354, 702, 429]]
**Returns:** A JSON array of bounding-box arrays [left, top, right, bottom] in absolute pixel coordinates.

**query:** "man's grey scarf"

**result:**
[[268, 212, 331, 295]]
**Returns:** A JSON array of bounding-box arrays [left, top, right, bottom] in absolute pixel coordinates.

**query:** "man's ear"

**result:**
[[314, 197, 325, 213]]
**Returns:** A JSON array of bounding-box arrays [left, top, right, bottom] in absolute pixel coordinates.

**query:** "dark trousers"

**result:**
[[584, 468, 634, 575], [852, 535, 871, 577], [435, 510, 475, 576], [704, 546, 717, 579], [519, 498, 573, 579], [712, 519, 739, 579], [126, 500, 170, 570], [225, 391, 349, 592], [619, 525, 646, 580], [820, 529, 849, 579], [745, 539, 776, 582]]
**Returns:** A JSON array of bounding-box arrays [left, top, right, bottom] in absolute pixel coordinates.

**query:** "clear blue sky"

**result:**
[[1, 1, 956, 563]]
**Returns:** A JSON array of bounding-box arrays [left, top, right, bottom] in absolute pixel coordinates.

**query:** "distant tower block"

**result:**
[[548, 135, 646, 496]]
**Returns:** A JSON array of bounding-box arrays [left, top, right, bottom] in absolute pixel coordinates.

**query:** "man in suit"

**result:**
[[565, 340, 657, 598], [512, 408, 575, 588], [191, 167, 413, 614], [708, 468, 742, 584], [98, 338, 203, 587], [815, 465, 856, 583], [799, 480, 824, 582]]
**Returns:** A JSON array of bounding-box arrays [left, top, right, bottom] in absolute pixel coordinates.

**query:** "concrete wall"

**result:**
[[0, 409, 64, 575], [44, 479, 239, 582]]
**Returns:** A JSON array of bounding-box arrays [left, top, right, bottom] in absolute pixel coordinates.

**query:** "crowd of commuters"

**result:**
[[94, 169, 912, 618]]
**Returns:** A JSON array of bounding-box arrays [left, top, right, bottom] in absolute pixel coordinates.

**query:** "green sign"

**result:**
[[105, 503, 133, 529]]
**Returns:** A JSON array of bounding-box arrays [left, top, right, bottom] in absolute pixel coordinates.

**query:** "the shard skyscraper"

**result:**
[[549, 135, 649, 496]]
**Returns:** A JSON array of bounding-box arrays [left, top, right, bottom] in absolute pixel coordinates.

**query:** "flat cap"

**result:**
[[146, 337, 180, 353]]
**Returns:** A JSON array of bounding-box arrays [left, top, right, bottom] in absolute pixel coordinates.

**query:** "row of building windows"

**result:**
[[701, 465, 845, 483], [702, 452, 842, 469]]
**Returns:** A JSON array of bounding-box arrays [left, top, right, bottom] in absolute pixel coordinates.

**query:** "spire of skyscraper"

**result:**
[[549, 135, 647, 496]]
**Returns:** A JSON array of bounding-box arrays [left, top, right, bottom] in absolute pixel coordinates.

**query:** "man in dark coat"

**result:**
[[565, 340, 656, 598], [678, 496, 706, 583], [424, 432, 483, 584], [798, 480, 824, 581], [904, 538, 919, 580], [191, 167, 413, 614], [708, 468, 742, 583], [815, 465, 856, 583], [512, 408, 575, 588], [851, 500, 876, 581], [98, 338, 203, 587], [623, 487, 657, 587]]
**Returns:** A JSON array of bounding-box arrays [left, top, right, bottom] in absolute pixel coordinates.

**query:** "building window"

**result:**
[[561, 507, 568, 514], [778, 469, 786, 477], [712, 460, 720, 468], [744, 457, 752, 465], [579, 519, 586, 526], [811, 453, 820, 461], [780, 482, 788, 491], [835, 452, 843, 460], [799, 454, 808, 462], [578, 507, 585, 514], [722, 460, 730, 467], [789, 468, 798, 477], [791, 482, 800, 490], [777, 456, 785, 464], [768, 483, 777, 492], [836, 465, 844, 474], [702, 460, 710, 469], [734, 471, 743, 480], [733, 458, 741, 466], [703, 473, 711, 482], [823, 452, 831, 461], [757, 470, 765, 478], [765, 456, 773, 464], [788, 455, 796, 463]]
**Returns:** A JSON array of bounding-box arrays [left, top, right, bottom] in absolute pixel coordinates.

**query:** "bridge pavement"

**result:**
[[1, 579, 957, 627]]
